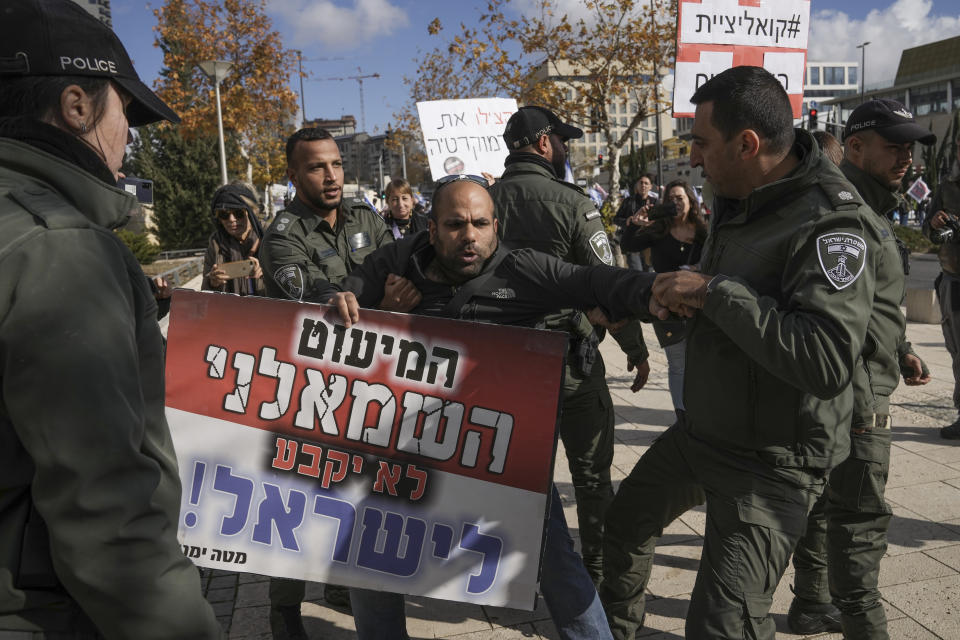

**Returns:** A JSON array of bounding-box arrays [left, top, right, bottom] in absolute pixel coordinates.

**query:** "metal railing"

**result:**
[[157, 248, 205, 260], [155, 256, 204, 287]]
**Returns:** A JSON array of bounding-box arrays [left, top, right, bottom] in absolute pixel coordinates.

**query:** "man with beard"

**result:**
[[325, 176, 662, 639], [786, 98, 934, 639], [489, 106, 650, 587], [259, 127, 418, 639]]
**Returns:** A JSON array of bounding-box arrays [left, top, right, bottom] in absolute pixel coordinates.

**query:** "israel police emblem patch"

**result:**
[[817, 232, 867, 290], [589, 230, 614, 265], [274, 265, 304, 300]]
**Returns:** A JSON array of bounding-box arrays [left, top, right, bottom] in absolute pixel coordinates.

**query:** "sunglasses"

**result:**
[[433, 174, 490, 195], [216, 209, 246, 221]]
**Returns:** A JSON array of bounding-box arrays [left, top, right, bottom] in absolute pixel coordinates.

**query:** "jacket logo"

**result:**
[[349, 232, 371, 251], [490, 288, 516, 299], [589, 230, 614, 265], [838, 191, 854, 201], [817, 233, 867, 290], [893, 108, 913, 119], [274, 265, 304, 300], [59, 56, 117, 74]]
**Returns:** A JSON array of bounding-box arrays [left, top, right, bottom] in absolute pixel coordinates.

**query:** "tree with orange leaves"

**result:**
[[396, 0, 676, 201], [152, 0, 299, 186]]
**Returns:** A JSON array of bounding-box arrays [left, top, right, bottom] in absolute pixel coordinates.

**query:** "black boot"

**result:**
[[787, 596, 842, 634], [270, 604, 308, 640], [941, 417, 960, 440]]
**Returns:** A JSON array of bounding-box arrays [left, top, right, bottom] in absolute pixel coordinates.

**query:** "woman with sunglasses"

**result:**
[[203, 181, 266, 296]]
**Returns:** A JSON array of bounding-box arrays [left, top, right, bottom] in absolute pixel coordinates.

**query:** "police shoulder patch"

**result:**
[[274, 264, 305, 300], [589, 230, 614, 265], [817, 232, 867, 290], [584, 209, 601, 221], [271, 216, 295, 235]]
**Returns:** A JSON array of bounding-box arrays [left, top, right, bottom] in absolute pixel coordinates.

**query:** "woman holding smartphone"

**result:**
[[203, 181, 266, 295]]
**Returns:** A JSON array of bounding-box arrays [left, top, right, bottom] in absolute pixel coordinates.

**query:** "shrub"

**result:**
[[894, 225, 936, 254], [116, 229, 161, 264]]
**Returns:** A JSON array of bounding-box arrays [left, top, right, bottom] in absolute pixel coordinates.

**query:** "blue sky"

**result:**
[[111, 0, 960, 133]]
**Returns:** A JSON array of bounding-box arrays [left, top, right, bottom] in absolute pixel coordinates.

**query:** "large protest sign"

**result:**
[[165, 290, 566, 610], [673, 0, 811, 118], [417, 97, 517, 180]]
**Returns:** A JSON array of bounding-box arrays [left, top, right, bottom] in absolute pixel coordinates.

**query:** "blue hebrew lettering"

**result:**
[[252, 483, 307, 551], [313, 495, 357, 563], [212, 465, 254, 536], [357, 508, 426, 577], [459, 523, 503, 595], [431, 523, 454, 559]]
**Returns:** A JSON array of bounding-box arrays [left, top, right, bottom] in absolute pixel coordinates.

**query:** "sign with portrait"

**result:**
[[165, 290, 565, 610], [416, 97, 518, 180]]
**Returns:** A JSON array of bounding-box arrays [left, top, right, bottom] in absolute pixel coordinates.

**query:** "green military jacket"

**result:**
[[260, 196, 392, 299], [689, 130, 882, 469], [488, 155, 648, 386], [923, 175, 960, 275], [0, 137, 221, 637], [840, 160, 910, 420]]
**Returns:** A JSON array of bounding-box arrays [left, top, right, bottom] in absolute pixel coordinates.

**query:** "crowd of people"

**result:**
[[5, 2, 960, 640]]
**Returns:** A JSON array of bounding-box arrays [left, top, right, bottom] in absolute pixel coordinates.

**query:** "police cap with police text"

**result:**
[[0, 0, 180, 126], [503, 106, 583, 150], [843, 98, 936, 145]]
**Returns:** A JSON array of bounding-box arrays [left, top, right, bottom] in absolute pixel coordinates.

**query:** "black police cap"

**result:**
[[0, 0, 179, 126], [843, 98, 935, 145], [503, 106, 583, 150]]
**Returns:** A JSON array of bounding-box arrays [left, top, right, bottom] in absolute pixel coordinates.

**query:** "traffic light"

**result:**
[[597, 154, 603, 166], [809, 108, 818, 130]]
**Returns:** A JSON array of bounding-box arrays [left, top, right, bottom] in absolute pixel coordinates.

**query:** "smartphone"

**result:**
[[219, 259, 257, 279]]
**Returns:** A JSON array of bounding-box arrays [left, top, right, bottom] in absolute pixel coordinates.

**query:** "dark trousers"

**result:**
[[560, 368, 616, 585], [600, 423, 823, 640], [792, 427, 892, 640], [937, 271, 960, 411]]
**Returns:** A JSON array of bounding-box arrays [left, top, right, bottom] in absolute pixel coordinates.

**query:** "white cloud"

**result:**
[[269, 0, 409, 49], [809, 0, 960, 89]]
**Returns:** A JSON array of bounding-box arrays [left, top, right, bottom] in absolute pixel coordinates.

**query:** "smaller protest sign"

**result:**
[[417, 97, 518, 180], [907, 177, 931, 203]]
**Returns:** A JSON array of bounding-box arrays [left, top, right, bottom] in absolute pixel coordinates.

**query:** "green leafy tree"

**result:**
[[126, 125, 220, 250], [115, 229, 162, 264]]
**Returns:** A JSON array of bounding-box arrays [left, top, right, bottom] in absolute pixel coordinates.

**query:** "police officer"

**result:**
[[788, 99, 935, 638], [326, 176, 660, 640], [599, 66, 882, 640], [923, 143, 960, 440], [0, 1, 221, 637], [489, 106, 649, 585], [259, 127, 413, 639]]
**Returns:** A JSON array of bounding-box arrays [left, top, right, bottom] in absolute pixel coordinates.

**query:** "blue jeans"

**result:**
[[350, 485, 612, 640], [663, 340, 686, 411]]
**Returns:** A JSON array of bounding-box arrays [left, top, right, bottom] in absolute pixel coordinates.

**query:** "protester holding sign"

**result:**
[[0, 0, 221, 637], [326, 176, 663, 640]]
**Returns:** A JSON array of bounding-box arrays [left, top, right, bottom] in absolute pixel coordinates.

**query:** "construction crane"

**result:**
[[314, 68, 380, 133]]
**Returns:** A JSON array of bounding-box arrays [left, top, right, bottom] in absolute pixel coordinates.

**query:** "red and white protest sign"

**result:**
[[907, 177, 931, 203], [673, 0, 811, 118], [164, 290, 566, 610]]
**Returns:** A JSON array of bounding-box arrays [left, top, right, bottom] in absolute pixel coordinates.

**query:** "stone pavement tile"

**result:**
[[877, 616, 947, 639], [238, 572, 270, 585], [208, 573, 239, 591], [207, 586, 236, 603], [894, 432, 960, 465], [886, 481, 960, 522], [677, 505, 706, 538], [884, 504, 960, 556], [646, 541, 702, 599], [924, 543, 960, 572], [235, 580, 269, 607], [878, 549, 959, 587], [300, 599, 357, 639], [446, 623, 545, 639], [402, 596, 492, 638], [485, 596, 552, 628], [888, 448, 960, 488], [881, 574, 960, 639], [228, 604, 271, 638], [660, 514, 700, 544], [635, 595, 687, 635]]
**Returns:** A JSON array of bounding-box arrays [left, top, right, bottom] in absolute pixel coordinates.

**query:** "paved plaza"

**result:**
[[193, 306, 960, 639]]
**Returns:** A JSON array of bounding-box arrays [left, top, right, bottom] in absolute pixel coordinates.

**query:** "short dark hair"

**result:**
[[0, 75, 112, 129], [691, 66, 795, 154], [285, 127, 335, 165]]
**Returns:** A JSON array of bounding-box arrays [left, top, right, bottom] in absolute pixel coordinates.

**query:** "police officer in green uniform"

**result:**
[[0, 1, 222, 637], [259, 127, 409, 639], [788, 99, 934, 638], [488, 106, 649, 585], [923, 144, 960, 440], [599, 66, 883, 640]]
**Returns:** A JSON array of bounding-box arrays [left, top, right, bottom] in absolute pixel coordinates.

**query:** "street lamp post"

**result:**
[[199, 60, 233, 185], [856, 41, 870, 103]]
